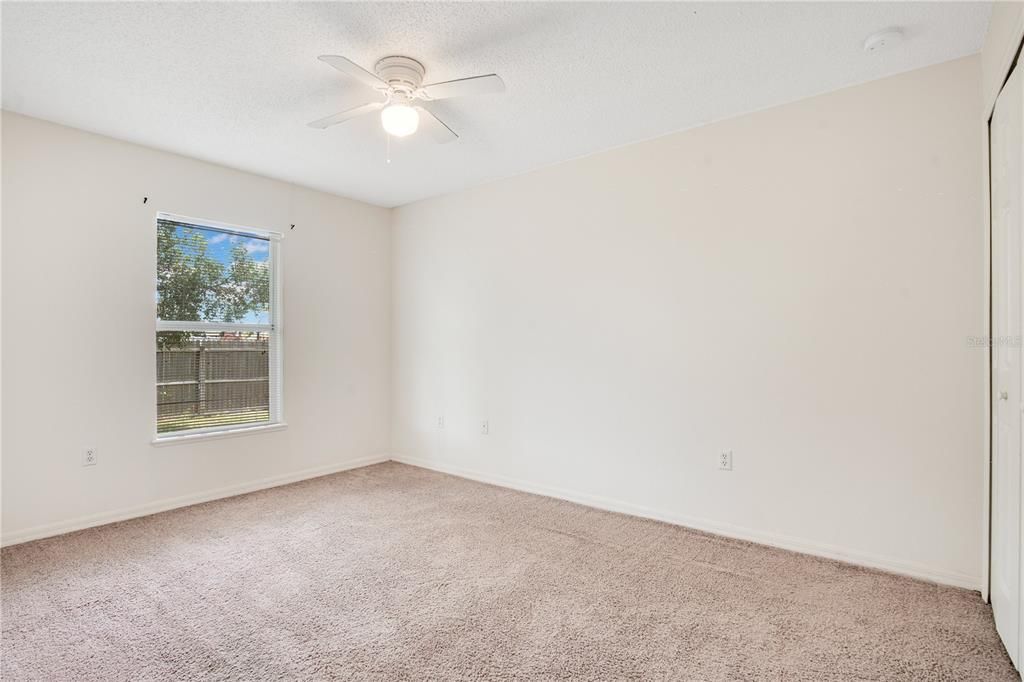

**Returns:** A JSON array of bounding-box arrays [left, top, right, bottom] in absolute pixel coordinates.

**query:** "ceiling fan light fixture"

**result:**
[[310, 54, 504, 143], [381, 103, 419, 137]]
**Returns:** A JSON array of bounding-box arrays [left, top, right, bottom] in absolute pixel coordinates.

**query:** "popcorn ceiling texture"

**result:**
[[1, 2, 990, 207], [1, 462, 1017, 680]]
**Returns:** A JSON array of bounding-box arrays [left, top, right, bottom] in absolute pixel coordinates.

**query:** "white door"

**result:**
[[991, 60, 1023, 671]]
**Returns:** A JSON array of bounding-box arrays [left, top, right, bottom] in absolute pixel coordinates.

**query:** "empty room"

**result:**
[[2, 1, 1023, 680]]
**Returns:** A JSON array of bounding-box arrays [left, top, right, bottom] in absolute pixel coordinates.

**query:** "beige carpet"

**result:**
[[1, 462, 1017, 681]]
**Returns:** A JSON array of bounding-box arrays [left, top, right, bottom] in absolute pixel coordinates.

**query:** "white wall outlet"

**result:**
[[481, 420, 489, 435], [718, 450, 732, 471], [83, 448, 97, 467], [437, 415, 445, 429]]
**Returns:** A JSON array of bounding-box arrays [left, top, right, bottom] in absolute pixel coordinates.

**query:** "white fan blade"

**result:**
[[416, 107, 458, 143], [419, 74, 504, 101], [318, 55, 388, 90], [308, 101, 384, 129]]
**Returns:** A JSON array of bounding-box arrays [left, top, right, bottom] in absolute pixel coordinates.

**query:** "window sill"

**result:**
[[151, 422, 288, 447]]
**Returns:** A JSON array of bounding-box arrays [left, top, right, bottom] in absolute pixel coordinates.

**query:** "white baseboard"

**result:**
[[0, 455, 390, 547], [391, 454, 981, 592], [4, 453, 982, 592]]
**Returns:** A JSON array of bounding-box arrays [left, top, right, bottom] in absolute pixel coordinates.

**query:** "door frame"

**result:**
[[987, 20, 1024, 604], [987, 24, 1024, 668]]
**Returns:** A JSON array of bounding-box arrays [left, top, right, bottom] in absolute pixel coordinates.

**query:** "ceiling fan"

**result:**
[[308, 55, 505, 143]]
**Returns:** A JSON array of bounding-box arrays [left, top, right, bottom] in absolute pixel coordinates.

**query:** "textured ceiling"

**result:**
[[2, 2, 990, 207]]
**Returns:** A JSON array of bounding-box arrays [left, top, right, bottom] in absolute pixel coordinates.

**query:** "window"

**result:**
[[155, 213, 282, 438]]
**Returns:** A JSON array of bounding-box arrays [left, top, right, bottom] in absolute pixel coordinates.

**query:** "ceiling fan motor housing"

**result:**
[[375, 56, 425, 96]]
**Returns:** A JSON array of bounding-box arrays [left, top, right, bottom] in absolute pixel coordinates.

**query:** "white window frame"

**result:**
[[152, 212, 284, 444]]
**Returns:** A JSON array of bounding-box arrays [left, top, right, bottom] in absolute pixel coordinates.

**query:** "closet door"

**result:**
[[991, 59, 1023, 670]]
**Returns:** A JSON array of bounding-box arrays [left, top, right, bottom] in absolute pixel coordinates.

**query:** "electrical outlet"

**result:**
[[718, 450, 732, 471], [437, 416, 445, 429], [481, 420, 489, 435], [82, 448, 97, 467]]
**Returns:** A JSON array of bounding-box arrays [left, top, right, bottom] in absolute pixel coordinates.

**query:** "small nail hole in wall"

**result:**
[[143, 197, 148, 204]]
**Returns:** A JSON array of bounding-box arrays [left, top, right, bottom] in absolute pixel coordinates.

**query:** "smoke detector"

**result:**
[[863, 28, 904, 53]]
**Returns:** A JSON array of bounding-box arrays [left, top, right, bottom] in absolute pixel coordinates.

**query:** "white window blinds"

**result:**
[[155, 214, 282, 436]]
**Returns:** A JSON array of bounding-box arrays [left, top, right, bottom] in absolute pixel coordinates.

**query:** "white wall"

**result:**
[[1, 111, 392, 543], [391, 56, 985, 589]]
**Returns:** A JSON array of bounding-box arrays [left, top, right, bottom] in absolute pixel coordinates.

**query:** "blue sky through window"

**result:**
[[202, 229, 270, 265]]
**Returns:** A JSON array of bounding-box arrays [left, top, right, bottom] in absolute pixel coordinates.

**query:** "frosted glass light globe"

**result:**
[[381, 104, 419, 137]]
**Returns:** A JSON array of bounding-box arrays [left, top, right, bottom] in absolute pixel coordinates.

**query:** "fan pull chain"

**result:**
[[386, 134, 391, 164]]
